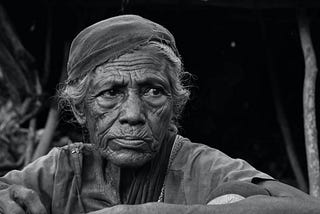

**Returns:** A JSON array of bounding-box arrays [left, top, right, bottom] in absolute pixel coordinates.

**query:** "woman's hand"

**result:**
[[0, 184, 47, 214]]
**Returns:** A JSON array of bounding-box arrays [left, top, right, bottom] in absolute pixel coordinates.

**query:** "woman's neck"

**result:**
[[103, 131, 177, 204]]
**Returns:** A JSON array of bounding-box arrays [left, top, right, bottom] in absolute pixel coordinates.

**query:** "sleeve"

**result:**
[[0, 147, 60, 211], [215, 155, 274, 183], [172, 141, 274, 204], [196, 146, 274, 203], [188, 143, 273, 183]]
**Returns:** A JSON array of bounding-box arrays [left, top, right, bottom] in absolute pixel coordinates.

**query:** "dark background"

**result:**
[[3, 0, 320, 189]]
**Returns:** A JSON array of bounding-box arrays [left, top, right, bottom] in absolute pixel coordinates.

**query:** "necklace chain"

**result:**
[[157, 136, 183, 202]]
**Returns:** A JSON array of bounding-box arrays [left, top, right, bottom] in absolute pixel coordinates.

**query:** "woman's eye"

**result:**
[[97, 88, 122, 98], [106, 89, 119, 96], [144, 87, 165, 97]]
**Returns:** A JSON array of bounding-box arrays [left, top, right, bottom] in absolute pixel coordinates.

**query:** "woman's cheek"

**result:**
[[95, 97, 120, 112], [95, 110, 120, 134], [148, 103, 173, 139], [86, 101, 120, 141]]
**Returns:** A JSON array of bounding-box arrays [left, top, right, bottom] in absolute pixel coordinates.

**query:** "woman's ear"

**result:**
[[168, 119, 178, 134], [71, 102, 86, 125]]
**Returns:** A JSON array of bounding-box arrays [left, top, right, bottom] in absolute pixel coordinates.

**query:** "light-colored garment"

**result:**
[[207, 194, 245, 205], [0, 135, 273, 213], [162, 136, 273, 205]]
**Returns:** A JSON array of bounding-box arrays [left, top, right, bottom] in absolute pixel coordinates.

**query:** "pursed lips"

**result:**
[[109, 136, 151, 150]]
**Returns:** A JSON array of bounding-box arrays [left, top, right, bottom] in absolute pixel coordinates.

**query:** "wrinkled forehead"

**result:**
[[91, 49, 170, 85]]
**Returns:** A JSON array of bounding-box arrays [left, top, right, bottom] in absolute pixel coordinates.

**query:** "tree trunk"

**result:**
[[298, 9, 320, 198]]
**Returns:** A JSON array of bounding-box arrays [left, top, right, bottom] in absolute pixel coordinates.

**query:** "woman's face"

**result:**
[[82, 50, 174, 167]]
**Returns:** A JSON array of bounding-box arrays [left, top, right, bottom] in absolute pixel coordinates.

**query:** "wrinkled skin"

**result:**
[[0, 51, 175, 214], [0, 184, 46, 214], [75, 50, 174, 167]]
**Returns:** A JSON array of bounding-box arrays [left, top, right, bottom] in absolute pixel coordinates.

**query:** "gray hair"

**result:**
[[59, 42, 191, 125]]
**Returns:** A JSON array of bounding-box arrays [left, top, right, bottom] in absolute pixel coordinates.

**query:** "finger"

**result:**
[[9, 185, 47, 214], [19, 189, 46, 214], [0, 199, 25, 214], [0, 189, 25, 214]]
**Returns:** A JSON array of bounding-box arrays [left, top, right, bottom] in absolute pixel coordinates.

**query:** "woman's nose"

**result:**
[[119, 92, 146, 126]]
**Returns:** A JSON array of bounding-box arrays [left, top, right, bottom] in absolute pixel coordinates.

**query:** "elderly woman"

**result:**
[[0, 15, 319, 214]]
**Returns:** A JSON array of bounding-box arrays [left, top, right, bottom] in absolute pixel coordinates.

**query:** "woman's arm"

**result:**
[[0, 148, 59, 214], [88, 180, 320, 214]]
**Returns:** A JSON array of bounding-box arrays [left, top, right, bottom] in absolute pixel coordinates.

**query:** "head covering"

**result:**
[[67, 14, 179, 84]]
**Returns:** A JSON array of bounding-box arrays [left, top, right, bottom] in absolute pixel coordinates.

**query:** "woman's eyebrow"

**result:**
[[137, 76, 170, 88], [93, 75, 127, 87], [90, 80, 127, 96]]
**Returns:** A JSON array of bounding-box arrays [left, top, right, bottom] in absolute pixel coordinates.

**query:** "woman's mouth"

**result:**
[[108, 137, 150, 151]]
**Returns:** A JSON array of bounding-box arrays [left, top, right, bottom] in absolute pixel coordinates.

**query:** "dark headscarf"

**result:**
[[67, 14, 179, 84]]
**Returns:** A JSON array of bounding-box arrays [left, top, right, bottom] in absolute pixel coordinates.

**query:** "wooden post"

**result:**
[[258, 13, 307, 192], [25, 118, 36, 165], [32, 107, 58, 161], [298, 9, 320, 198]]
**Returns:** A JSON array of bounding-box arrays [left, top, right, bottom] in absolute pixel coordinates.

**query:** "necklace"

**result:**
[[157, 135, 183, 202]]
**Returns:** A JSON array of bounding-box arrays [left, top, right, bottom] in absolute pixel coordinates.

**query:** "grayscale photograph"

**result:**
[[0, 0, 320, 213]]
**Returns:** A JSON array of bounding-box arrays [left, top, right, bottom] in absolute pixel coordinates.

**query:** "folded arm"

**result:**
[[0, 148, 58, 214], [88, 180, 320, 214]]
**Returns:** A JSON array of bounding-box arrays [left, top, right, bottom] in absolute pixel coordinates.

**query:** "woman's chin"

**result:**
[[101, 149, 154, 168]]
